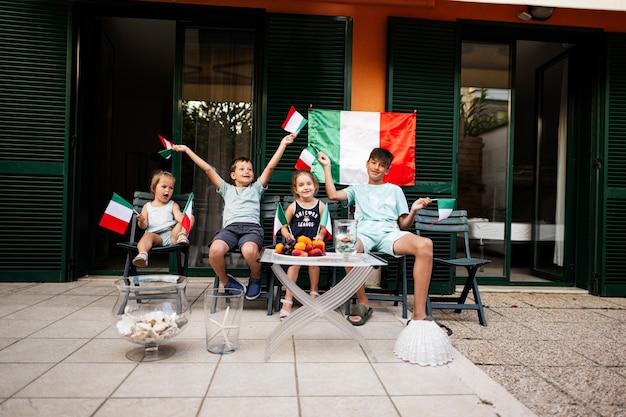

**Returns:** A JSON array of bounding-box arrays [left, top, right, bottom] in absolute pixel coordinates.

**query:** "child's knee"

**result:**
[[416, 236, 433, 255]]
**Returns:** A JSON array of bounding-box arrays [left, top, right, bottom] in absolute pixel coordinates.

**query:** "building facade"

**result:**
[[1, 0, 625, 296]]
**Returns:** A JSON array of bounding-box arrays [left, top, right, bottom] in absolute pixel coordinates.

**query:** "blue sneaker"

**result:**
[[245, 278, 261, 300], [224, 274, 246, 296]]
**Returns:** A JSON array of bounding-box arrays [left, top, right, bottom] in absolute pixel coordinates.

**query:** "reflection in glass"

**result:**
[[458, 42, 511, 278], [181, 28, 255, 268]]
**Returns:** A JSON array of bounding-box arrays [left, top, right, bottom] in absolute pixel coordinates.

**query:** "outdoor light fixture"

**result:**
[[517, 6, 555, 21]]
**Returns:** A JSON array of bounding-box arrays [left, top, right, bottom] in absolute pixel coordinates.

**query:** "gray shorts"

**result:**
[[212, 222, 264, 251]]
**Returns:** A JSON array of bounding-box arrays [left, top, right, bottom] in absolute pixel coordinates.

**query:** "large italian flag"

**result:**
[[308, 109, 416, 186]]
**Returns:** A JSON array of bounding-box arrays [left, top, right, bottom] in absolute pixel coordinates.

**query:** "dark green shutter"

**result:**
[[602, 33, 626, 296], [0, 0, 70, 281], [263, 13, 351, 196], [387, 18, 458, 293]]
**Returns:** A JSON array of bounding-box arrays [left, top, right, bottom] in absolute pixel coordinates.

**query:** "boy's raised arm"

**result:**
[[258, 133, 296, 187], [318, 152, 347, 201], [173, 144, 223, 189]]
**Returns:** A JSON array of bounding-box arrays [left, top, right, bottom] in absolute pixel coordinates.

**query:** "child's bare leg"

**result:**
[[308, 265, 320, 297], [393, 234, 433, 321], [137, 232, 162, 253], [133, 233, 163, 267], [281, 265, 300, 318], [240, 242, 261, 277], [209, 240, 230, 286]]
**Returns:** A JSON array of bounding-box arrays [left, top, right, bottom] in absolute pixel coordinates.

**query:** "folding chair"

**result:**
[[213, 194, 280, 315], [115, 191, 192, 312], [117, 191, 191, 280], [415, 209, 490, 326]]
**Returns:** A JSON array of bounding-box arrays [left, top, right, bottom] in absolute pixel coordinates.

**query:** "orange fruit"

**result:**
[[297, 235, 312, 245], [275, 243, 284, 253], [311, 240, 325, 250], [294, 242, 307, 251]]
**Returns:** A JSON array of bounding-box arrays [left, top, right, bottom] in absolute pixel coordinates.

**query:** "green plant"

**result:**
[[461, 88, 508, 137]]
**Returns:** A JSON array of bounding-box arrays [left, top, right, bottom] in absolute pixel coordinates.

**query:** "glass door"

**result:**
[[458, 41, 512, 279], [179, 26, 256, 270], [532, 54, 570, 280]]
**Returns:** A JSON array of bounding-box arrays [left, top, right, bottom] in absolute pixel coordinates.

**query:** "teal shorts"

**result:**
[[359, 230, 410, 257]]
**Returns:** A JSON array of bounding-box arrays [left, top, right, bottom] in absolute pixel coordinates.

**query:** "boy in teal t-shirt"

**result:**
[[174, 133, 295, 300], [318, 148, 437, 327]]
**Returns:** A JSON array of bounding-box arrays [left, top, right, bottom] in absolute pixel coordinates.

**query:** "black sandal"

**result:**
[[407, 316, 453, 336]]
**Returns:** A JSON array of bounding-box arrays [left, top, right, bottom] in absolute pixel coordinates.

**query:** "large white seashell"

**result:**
[[394, 320, 454, 366]]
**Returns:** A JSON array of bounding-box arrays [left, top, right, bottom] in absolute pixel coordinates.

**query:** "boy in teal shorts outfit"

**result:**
[[174, 133, 295, 300], [318, 148, 436, 326]]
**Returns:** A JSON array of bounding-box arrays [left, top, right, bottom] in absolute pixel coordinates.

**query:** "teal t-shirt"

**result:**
[[344, 183, 408, 234], [217, 179, 266, 227]]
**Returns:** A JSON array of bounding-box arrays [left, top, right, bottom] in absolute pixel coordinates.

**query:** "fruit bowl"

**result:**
[[274, 237, 326, 257], [111, 276, 191, 361]]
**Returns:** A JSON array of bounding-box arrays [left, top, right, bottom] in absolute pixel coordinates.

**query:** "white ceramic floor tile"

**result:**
[[64, 338, 142, 363], [207, 363, 296, 397], [374, 363, 473, 396], [115, 363, 215, 397], [15, 363, 135, 397], [297, 363, 385, 396], [392, 394, 500, 417], [294, 339, 368, 363], [31, 320, 110, 339], [0, 363, 54, 397], [94, 398, 202, 417], [0, 319, 55, 338], [0, 338, 88, 363], [198, 396, 299, 417], [219, 338, 294, 363], [0, 398, 103, 417], [300, 395, 399, 417], [3, 305, 79, 321]]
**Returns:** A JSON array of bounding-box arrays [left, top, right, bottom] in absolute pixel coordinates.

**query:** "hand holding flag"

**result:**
[[282, 106, 308, 134], [158, 134, 174, 159]]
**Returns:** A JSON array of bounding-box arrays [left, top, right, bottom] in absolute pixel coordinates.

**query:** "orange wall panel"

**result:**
[[144, 0, 625, 111]]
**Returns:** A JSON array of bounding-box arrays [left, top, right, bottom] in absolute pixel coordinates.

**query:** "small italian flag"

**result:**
[[308, 109, 416, 186], [432, 198, 456, 225], [158, 134, 174, 159], [273, 203, 289, 244], [99, 193, 134, 235], [181, 193, 194, 234], [295, 146, 316, 171], [320, 204, 333, 241], [282, 106, 308, 134]]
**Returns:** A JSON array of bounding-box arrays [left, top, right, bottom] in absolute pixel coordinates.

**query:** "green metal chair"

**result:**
[[117, 191, 192, 280], [415, 209, 490, 326]]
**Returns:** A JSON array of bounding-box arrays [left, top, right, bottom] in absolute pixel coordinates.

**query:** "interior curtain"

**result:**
[[553, 64, 567, 267]]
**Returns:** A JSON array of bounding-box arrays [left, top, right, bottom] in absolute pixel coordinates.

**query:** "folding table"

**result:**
[[258, 249, 386, 361]]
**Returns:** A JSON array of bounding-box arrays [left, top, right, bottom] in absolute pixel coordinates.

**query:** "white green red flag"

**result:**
[[308, 109, 416, 186], [181, 193, 194, 234], [295, 146, 316, 171], [282, 106, 308, 134], [431, 198, 456, 225], [273, 203, 289, 244], [99, 193, 134, 234], [158, 134, 174, 159]]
